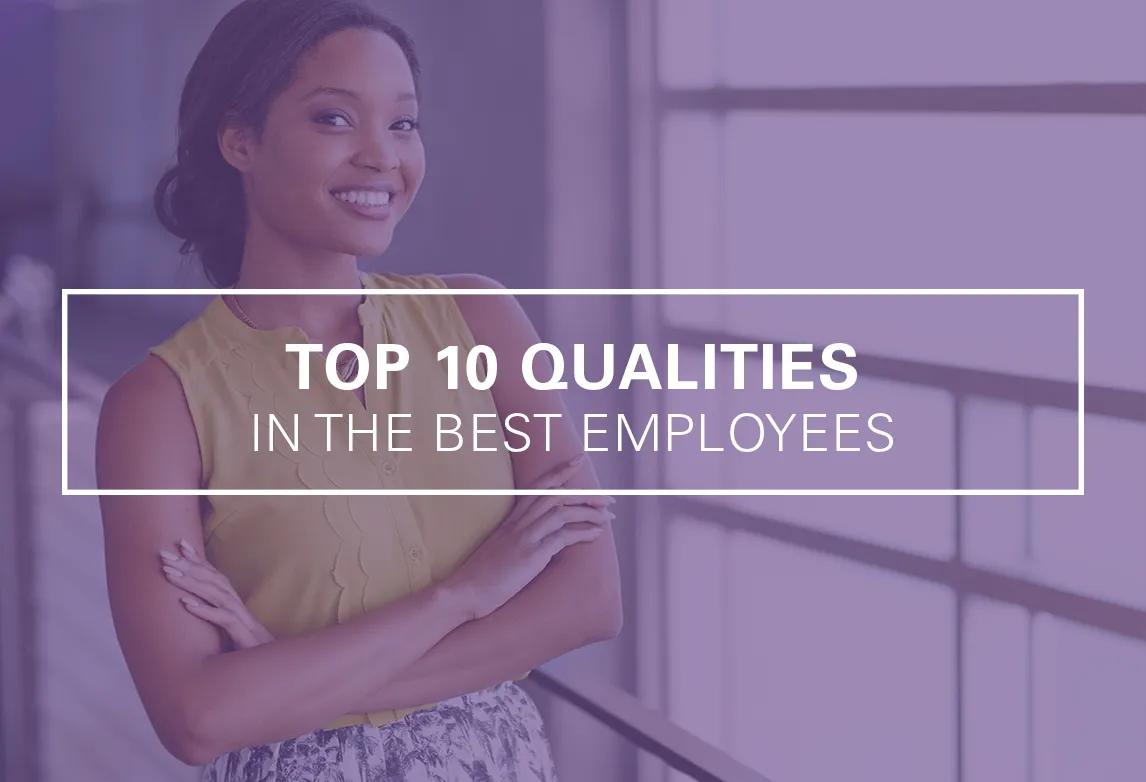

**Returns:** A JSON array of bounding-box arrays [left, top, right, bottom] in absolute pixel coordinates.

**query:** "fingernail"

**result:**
[[178, 539, 195, 555], [162, 565, 182, 578], [606, 511, 616, 520], [180, 596, 199, 607], [159, 549, 180, 562]]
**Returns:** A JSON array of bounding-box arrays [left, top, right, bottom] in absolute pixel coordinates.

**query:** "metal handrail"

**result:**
[[659, 82, 1146, 116], [673, 496, 1146, 643], [527, 667, 772, 782], [668, 324, 1143, 422]]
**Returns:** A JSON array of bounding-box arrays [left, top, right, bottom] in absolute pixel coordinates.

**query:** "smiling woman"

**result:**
[[96, 1, 621, 780]]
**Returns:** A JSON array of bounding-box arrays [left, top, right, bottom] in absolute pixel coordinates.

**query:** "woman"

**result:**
[[95, 1, 623, 779]]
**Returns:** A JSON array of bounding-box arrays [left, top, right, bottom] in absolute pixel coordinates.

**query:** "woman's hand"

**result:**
[[442, 454, 615, 622], [159, 539, 275, 650]]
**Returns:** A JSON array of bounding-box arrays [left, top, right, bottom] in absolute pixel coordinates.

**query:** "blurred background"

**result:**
[[2, 0, 1145, 780]]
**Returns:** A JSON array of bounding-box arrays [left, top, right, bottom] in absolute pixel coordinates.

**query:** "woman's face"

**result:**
[[230, 28, 425, 259]]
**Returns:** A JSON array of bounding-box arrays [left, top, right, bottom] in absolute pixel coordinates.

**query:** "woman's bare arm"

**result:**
[[346, 274, 624, 711], [97, 356, 473, 765], [346, 516, 620, 711]]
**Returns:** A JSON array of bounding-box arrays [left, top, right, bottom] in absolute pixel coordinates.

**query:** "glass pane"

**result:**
[[657, 0, 718, 88], [721, 112, 1145, 391], [1031, 406, 1080, 492], [727, 491, 956, 559], [724, 374, 956, 557], [964, 406, 1146, 609], [662, 349, 728, 491], [962, 396, 1031, 567], [639, 747, 674, 782], [726, 531, 956, 780], [963, 598, 1030, 782], [1030, 411, 1146, 608], [665, 517, 728, 745], [1033, 615, 1146, 779], [663, 350, 960, 495], [721, 294, 1078, 394], [719, 0, 1146, 86], [660, 113, 723, 329]]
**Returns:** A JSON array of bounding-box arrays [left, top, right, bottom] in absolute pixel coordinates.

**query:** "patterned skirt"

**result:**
[[199, 681, 558, 782]]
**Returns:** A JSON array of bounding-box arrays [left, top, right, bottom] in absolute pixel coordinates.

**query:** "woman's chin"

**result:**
[[335, 232, 394, 258]]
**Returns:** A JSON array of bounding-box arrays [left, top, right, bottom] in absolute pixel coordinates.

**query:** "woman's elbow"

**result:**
[[160, 722, 215, 767], [168, 738, 215, 768], [157, 696, 221, 766], [584, 587, 624, 643]]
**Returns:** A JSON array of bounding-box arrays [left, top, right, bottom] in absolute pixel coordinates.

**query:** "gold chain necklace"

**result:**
[[226, 294, 361, 383]]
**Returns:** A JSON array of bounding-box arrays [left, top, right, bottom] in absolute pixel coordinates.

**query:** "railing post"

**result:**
[[0, 394, 40, 781]]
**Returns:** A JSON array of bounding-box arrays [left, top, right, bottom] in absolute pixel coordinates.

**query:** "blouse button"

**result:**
[[380, 460, 397, 476], [409, 546, 422, 561]]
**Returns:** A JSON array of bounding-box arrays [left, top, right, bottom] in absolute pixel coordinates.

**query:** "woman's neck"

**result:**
[[230, 255, 366, 341]]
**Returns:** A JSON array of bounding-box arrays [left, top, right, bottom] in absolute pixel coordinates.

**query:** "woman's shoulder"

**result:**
[[105, 302, 213, 441], [100, 298, 237, 489], [108, 304, 226, 444], [97, 352, 202, 489], [429, 273, 535, 355], [101, 352, 192, 435]]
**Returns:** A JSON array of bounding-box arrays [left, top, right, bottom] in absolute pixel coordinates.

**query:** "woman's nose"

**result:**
[[354, 134, 401, 172]]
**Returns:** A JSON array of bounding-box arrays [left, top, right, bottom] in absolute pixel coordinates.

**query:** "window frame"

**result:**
[[629, 0, 1146, 779]]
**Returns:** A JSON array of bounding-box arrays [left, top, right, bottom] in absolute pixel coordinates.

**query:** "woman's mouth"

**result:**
[[330, 189, 394, 220]]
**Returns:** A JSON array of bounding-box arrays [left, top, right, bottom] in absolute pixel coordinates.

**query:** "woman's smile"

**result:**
[[330, 187, 395, 220]]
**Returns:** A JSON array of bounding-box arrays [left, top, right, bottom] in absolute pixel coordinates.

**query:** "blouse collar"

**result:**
[[207, 269, 385, 347]]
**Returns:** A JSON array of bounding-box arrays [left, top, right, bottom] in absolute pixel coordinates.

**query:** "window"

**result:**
[[634, 1, 1146, 779]]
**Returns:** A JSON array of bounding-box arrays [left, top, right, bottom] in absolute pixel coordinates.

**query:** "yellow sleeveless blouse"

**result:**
[[148, 270, 523, 730]]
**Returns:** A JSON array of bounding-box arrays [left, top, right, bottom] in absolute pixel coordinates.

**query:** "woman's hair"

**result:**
[[154, 0, 419, 288]]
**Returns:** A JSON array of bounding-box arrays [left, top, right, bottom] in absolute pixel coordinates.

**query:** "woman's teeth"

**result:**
[[333, 190, 391, 207]]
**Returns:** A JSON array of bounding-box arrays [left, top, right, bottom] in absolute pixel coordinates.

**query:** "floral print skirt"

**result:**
[[199, 681, 558, 782]]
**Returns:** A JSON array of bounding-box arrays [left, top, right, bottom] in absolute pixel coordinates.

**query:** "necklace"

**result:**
[[226, 294, 361, 383]]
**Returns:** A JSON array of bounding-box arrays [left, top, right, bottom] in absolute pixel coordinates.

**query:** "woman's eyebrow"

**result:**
[[301, 85, 359, 101], [300, 86, 418, 103]]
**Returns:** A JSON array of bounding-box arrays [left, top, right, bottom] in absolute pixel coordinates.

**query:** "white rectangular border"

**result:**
[[62, 288, 1084, 497]]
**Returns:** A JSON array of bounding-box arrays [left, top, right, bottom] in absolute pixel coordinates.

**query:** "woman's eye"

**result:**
[[392, 118, 420, 132], [315, 112, 351, 128]]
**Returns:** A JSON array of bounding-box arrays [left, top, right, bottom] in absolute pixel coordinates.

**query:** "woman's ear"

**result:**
[[218, 118, 256, 172]]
